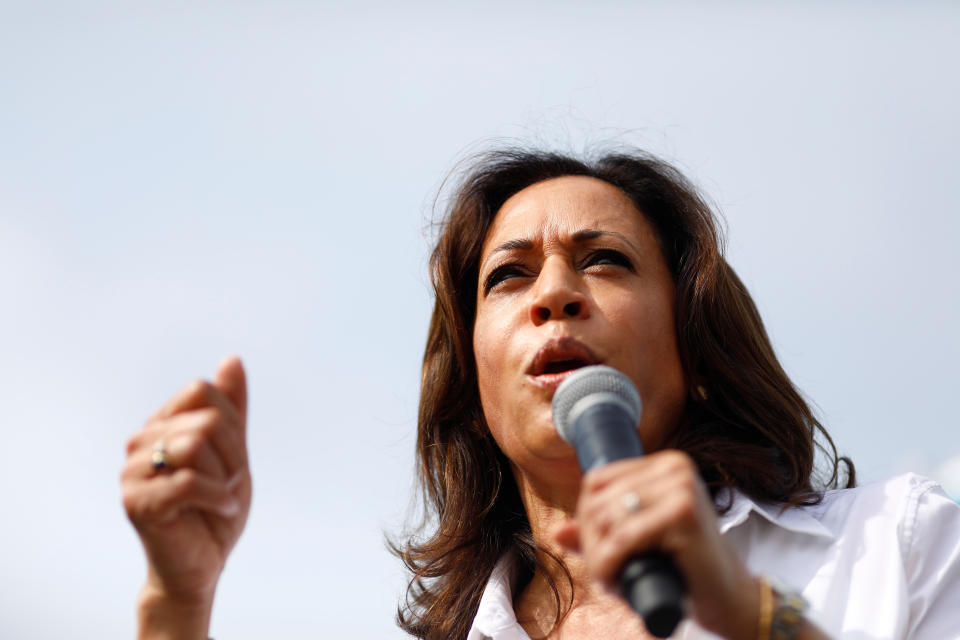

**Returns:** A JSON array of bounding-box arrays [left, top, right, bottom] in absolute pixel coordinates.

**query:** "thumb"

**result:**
[[552, 517, 582, 553], [214, 354, 248, 418]]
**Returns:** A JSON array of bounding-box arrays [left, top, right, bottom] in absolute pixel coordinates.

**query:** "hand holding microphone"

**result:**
[[552, 366, 761, 640], [552, 365, 685, 637]]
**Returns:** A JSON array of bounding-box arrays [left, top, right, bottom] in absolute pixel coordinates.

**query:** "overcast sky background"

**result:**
[[1, 2, 958, 638]]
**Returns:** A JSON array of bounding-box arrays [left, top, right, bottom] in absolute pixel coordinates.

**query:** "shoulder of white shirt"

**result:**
[[718, 472, 954, 541]]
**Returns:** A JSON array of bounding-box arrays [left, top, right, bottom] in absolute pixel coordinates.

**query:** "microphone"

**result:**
[[552, 365, 685, 638]]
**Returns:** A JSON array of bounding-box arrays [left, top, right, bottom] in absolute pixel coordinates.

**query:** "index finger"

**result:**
[[582, 457, 651, 492], [149, 378, 240, 426]]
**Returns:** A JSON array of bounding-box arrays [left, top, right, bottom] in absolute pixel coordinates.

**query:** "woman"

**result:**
[[122, 148, 960, 639], [394, 149, 960, 639]]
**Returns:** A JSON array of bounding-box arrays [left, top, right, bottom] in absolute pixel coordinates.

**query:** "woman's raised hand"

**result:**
[[121, 356, 252, 639], [554, 450, 761, 640]]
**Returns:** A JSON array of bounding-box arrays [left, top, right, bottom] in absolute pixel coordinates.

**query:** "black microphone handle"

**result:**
[[620, 554, 685, 638], [571, 403, 685, 638]]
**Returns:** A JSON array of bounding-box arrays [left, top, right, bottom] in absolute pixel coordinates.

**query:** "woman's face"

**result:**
[[473, 176, 687, 482]]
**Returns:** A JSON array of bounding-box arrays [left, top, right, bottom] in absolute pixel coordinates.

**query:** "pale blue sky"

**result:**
[[1, 2, 958, 638]]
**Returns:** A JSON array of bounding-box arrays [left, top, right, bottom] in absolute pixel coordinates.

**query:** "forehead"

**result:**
[[483, 175, 651, 249]]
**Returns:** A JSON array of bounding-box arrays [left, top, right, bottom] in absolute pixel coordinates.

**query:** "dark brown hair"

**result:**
[[394, 148, 854, 640]]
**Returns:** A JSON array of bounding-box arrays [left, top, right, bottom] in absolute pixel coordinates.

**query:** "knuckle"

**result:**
[[121, 486, 138, 516], [582, 470, 605, 492], [176, 433, 205, 463], [594, 513, 614, 539], [674, 470, 697, 494], [188, 379, 214, 401], [140, 498, 163, 521], [125, 433, 141, 456], [195, 408, 224, 436], [670, 493, 697, 524], [125, 490, 156, 522], [119, 459, 138, 481], [173, 468, 200, 494], [608, 522, 636, 550], [661, 450, 695, 477]]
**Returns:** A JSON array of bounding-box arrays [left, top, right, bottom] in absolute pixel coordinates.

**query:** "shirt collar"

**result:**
[[716, 487, 836, 540], [467, 552, 524, 640]]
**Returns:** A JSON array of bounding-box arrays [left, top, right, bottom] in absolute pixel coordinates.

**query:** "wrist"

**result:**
[[136, 583, 214, 640], [734, 575, 765, 640], [698, 573, 763, 640]]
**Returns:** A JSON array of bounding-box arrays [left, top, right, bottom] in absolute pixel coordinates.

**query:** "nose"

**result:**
[[529, 258, 589, 325]]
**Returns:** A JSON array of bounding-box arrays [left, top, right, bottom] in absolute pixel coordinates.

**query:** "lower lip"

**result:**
[[528, 370, 580, 390]]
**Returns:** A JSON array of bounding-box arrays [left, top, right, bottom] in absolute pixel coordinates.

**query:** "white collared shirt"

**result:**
[[467, 473, 960, 639]]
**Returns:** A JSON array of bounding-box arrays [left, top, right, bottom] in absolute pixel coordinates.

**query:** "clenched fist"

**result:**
[[121, 356, 251, 639]]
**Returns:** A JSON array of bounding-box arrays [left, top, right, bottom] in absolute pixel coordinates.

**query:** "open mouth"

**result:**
[[528, 338, 600, 387], [542, 358, 589, 374]]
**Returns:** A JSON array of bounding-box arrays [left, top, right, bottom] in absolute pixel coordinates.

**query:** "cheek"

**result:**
[[609, 288, 686, 390], [473, 296, 518, 377], [473, 297, 531, 449], [620, 296, 688, 443], [473, 312, 506, 415], [620, 279, 679, 351]]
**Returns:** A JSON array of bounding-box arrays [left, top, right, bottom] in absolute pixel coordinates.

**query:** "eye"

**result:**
[[582, 249, 633, 271], [483, 263, 529, 293]]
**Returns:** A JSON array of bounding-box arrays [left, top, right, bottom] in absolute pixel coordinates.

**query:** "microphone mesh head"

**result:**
[[552, 365, 642, 443]]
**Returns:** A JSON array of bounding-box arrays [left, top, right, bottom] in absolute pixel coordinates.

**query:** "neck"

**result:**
[[510, 461, 605, 616], [511, 465, 652, 638]]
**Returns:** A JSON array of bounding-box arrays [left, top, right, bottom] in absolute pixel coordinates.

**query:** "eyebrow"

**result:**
[[572, 228, 639, 252], [489, 238, 535, 254], [488, 228, 639, 256]]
